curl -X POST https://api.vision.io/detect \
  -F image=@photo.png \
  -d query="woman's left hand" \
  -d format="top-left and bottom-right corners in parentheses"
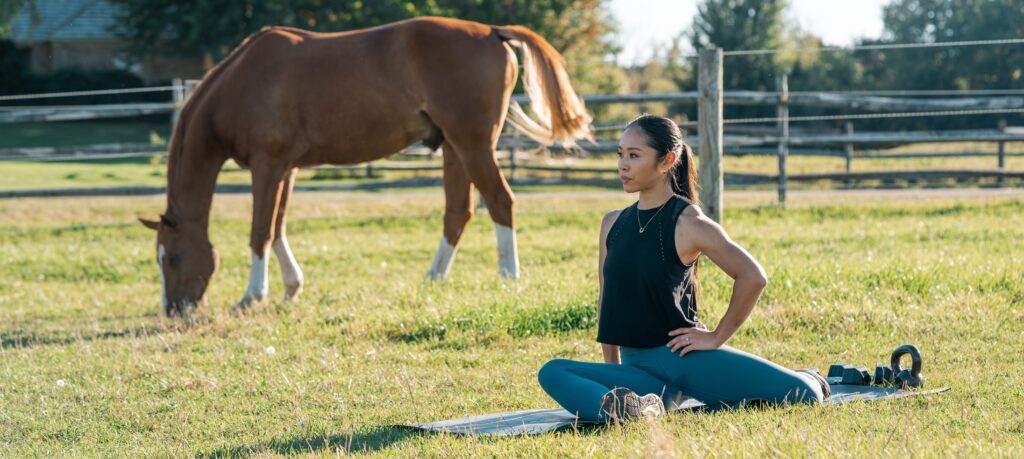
top-left (666, 327), bottom-right (723, 357)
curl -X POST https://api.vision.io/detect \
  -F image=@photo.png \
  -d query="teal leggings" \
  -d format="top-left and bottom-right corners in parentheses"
top-left (538, 344), bottom-right (823, 422)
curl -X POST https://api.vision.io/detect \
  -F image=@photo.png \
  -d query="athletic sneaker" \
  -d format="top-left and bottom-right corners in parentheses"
top-left (600, 387), bottom-right (665, 423)
top-left (795, 368), bottom-right (831, 401)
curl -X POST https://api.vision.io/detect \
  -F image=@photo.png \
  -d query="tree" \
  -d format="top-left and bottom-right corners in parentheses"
top-left (0, 0), bottom-right (35, 95)
top-left (20, 0), bottom-right (610, 93)
top-left (689, 0), bottom-right (789, 91)
top-left (434, 0), bottom-right (623, 98)
top-left (111, 0), bottom-right (428, 63)
top-left (879, 0), bottom-right (1024, 91)
top-left (856, 0), bottom-right (1024, 129)
top-left (0, 38), bottom-right (30, 94)
top-left (0, 0), bottom-right (37, 38)
top-left (787, 34), bottom-right (865, 92)
top-left (109, 0), bottom-right (620, 91)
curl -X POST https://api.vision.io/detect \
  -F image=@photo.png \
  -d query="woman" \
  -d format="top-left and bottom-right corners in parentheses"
top-left (537, 114), bottom-right (829, 423)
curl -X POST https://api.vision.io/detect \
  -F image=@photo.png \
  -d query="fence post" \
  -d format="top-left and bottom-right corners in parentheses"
top-left (698, 48), bottom-right (724, 223)
top-left (776, 74), bottom-right (789, 204)
top-left (998, 119), bottom-right (1007, 187)
top-left (171, 78), bottom-right (185, 131)
top-left (844, 121), bottom-right (854, 187)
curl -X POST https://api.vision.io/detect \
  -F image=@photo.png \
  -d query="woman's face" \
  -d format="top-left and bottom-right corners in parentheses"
top-left (617, 127), bottom-right (668, 193)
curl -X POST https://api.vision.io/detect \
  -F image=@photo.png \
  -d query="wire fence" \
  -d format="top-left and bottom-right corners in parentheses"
top-left (0, 86), bottom-right (179, 102)
top-left (722, 37), bottom-right (1024, 56)
top-left (723, 108), bottom-right (1024, 125)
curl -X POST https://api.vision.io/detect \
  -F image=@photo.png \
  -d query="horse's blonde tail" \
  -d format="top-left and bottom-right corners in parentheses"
top-left (495, 25), bottom-right (593, 146)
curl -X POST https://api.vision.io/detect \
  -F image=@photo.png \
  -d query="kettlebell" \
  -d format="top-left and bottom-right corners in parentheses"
top-left (890, 344), bottom-right (924, 389)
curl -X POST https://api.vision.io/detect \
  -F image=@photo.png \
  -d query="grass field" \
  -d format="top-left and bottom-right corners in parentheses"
top-left (0, 189), bottom-right (1022, 456)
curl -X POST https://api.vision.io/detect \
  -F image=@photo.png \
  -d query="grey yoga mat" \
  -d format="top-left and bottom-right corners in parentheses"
top-left (406, 385), bottom-right (951, 436)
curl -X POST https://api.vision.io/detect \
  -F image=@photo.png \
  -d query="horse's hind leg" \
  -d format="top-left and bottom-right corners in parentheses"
top-left (272, 167), bottom-right (304, 299)
top-left (240, 157), bottom-right (290, 308)
top-left (428, 141), bottom-right (474, 281)
top-left (423, 39), bottom-right (519, 278)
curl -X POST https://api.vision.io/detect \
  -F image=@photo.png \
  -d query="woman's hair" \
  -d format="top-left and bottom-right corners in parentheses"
top-left (624, 114), bottom-right (703, 315)
top-left (624, 114), bottom-right (699, 205)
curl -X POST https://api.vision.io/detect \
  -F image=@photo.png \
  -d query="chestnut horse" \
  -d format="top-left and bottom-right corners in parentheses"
top-left (139, 16), bottom-right (592, 315)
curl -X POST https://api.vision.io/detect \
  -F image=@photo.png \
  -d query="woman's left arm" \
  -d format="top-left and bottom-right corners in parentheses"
top-left (666, 206), bottom-right (768, 356)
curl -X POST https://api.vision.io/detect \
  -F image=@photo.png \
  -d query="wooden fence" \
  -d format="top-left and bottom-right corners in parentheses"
top-left (2, 78), bottom-right (1023, 200)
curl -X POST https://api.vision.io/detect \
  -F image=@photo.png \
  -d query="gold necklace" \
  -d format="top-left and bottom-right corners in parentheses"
top-left (636, 198), bottom-right (670, 233)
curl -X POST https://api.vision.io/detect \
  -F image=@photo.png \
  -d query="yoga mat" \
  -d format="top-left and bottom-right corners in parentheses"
top-left (406, 385), bottom-right (951, 436)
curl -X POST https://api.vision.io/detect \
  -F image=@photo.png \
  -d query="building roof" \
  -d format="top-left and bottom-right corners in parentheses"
top-left (9, 0), bottom-right (124, 42)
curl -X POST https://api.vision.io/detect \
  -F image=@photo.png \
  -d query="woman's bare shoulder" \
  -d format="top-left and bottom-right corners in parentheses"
top-left (602, 209), bottom-right (623, 227)
top-left (600, 209), bottom-right (625, 243)
top-left (675, 200), bottom-right (720, 231)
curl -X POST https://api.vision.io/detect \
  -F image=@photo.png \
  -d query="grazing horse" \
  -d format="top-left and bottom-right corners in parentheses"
top-left (139, 16), bottom-right (592, 315)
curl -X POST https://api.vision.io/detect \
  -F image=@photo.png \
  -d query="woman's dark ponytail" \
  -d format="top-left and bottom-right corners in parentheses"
top-left (671, 144), bottom-right (700, 207)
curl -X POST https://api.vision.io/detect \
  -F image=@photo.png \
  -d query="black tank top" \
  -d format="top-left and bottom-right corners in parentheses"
top-left (596, 195), bottom-right (703, 348)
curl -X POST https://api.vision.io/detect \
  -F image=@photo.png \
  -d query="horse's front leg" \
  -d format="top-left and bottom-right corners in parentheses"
top-left (239, 159), bottom-right (290, 309)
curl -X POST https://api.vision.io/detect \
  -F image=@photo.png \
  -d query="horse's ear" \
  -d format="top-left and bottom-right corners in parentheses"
top-left (159, 214), bottom-right (177, 230)
top-left (139, 217), bottom-right (160, 231)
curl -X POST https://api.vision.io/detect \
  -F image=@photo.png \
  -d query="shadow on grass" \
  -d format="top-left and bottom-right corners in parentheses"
top-left (0, 322), bottom-right (171, 350)
top-left (202, 401), bottom-right (813, 457)
top-left (204, 425), bottom-right (424, 457)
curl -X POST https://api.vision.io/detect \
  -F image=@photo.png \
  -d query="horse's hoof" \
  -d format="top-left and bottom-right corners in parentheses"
top-left (235, 293), bottom-right (265, 312)
top-left (284, 283), bottom-right (303, 301)
top-left (165, 302), bottom-right (199, 323)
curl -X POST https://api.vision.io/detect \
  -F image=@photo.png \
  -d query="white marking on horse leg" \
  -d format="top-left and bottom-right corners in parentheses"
top-left (427, 236), bottom-right (458, 281)
top-left (241, 250), bottom-right (269, 306)
top-left (495, 224), bottom-right (520, 279)
top-left (157, 244), bottom-right (168, 314)
top-left (272, 236), bottom-right (304, 300)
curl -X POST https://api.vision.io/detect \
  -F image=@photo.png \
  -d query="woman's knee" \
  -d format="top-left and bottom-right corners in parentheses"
top-left (537, 358), bottom-right (572, 389)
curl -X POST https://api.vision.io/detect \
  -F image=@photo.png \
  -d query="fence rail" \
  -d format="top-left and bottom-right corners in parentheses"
top-left (0, 103), bottom-right (178, 123)
top-left (6, 84), bottom-right (1024, 122)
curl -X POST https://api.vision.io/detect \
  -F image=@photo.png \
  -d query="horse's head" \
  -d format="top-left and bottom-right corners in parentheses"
top-left (140, 214), bottom-right (219, 316)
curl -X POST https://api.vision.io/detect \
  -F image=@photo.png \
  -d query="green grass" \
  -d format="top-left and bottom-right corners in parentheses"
top-left (0, 191), bottom-right (1022, 456)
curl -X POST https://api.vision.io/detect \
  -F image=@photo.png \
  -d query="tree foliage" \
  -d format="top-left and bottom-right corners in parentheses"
top-left (0, 0), bottom-right (37, 38)
top-left (109, 0), bottom-right (616, 66)
top-left (689, 0), bottom-right (788, 91)
top-left (108, 0), bottom-right (621, 96)
top-left (683, 0), bottom-right (1024, 129)
top-left (876, 0), bottom-right (1024, 91)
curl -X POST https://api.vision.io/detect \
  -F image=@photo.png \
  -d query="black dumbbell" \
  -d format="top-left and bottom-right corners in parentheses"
top-left (890, 344), bottom-right (925, 389)
top-left (826, 363), bottom-right (872, 385)
top-left (874, 365), bottom-right (896, 385)
top-left (826, 363), bottom-right (849, 384)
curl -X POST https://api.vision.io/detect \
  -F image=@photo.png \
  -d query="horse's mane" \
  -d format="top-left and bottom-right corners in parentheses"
top-left (165, 28), bottom-right (275, 215)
